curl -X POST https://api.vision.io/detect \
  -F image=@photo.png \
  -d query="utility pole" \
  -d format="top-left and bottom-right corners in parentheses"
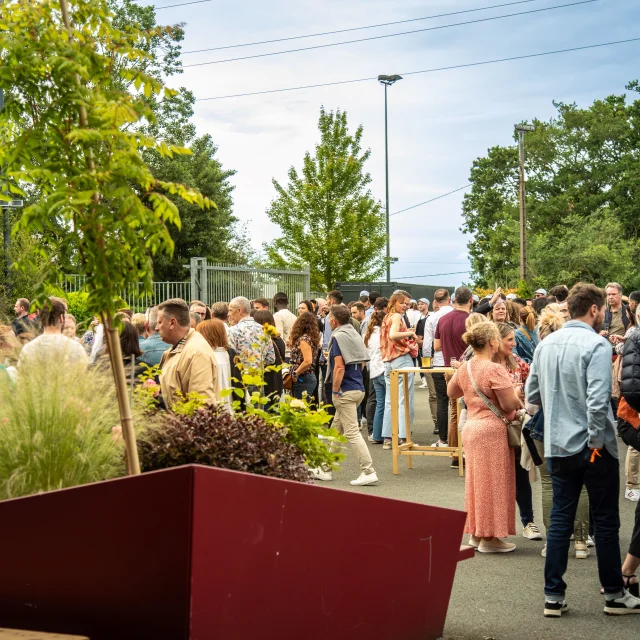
top-left (514, 123), bottom-right (535, 282)
top-left (378, 74), bottom-right (402, 282)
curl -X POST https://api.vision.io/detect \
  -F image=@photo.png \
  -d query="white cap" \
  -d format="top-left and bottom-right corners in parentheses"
top-left (484, 294), bottom-right (492, 299)
top-left (360, 290), bottom-right (369, 297)
top-left (410, 299), bottom-right (417, 304)
top-left (535, 288), bottom-right (547, 295)
top-left (506, 293), bottom-right (517, 300)
top-left (472, 294), bottom-right (479, 302)
top-left (418, 297), bottom-right (430, 305)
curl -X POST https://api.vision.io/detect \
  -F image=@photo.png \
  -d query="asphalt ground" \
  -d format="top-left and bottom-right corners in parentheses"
top-left (327, 376), bottom-right (639, 640)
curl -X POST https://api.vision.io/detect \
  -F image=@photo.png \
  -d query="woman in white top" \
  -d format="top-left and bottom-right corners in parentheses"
top-left (363, 310), bottom-right (386, 444)
top-left (196, 319), bottom-right (232, 412)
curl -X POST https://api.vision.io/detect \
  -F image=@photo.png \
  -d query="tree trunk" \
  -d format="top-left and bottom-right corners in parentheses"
top-left (58, 0), bottom-right (141, 476)
top-left (103, 314), bottom-right (141, 475)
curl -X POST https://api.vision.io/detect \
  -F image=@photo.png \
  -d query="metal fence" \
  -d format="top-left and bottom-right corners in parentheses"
top-left (190, 260), bottom-right (310, 308)
top-left (60, 259), bottom-right (311, 309)
top-left (58, 276), bottom-right (192, 311)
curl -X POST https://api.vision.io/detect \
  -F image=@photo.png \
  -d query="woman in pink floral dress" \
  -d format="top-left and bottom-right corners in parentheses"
top-left (448, 322), bottom-right (522, 553)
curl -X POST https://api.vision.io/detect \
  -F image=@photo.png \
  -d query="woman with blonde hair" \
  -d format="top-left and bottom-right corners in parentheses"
top-left (489, 299), bottom-right (508, 324)
top-left (380, 291), bottom-right (418, 449)
top-left (448, 322), bottom-right (521, 553)
top-left (196, 318), bottom-right (234, 411)
top-left (515, 306), bottom-right (538, 364)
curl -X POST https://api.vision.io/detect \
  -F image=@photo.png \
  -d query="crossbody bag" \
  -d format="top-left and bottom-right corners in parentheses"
top-left (466, 360), bottom-right (523, 448)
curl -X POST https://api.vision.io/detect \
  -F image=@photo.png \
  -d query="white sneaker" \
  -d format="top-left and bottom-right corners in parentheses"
top-left (419, 380), bottom-right (429, 388)
top-left (431, 440), bottom-right (448, 447)
top-left (523, 523), bottom-right (543, 540)
top-left (350, 471), bottom-right (379, 486)
top-left (468, 535), bottom-right (481, 549)
top-left (604, 591), bottom-right (640, 615)
top-left (626, 488), bottom-right (640, 502)
top-left (541, 544), bottom-right (547, 558)
top-left (574, 541), bottom-right (590, 559)
top-left (309, 467), bottom-right (332, 482)
top-left (587, 535), bottom-right (595, 548)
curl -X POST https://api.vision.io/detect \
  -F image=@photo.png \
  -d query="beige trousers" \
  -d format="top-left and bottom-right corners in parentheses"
top-left (425, 373), bottom-right (438, 424)
top-left (333, 390), bottom-right (374, 474)
top-left (626, 445), bottom-right (640, 489)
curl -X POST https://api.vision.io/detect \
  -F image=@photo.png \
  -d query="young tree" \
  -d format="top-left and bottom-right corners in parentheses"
top-left (0, 0), bottom-right (213, 473)
top-left (264, 107), bottom-right (386, 291)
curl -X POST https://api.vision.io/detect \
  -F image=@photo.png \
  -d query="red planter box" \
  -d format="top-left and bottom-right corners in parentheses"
top-left (0, 465), bottom-right (472, 639)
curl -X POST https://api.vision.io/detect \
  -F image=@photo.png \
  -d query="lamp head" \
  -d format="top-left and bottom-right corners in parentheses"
top-left (378, 74), bottom-right (403, 86)
top-left (514, 123), bottom-right (536, 133)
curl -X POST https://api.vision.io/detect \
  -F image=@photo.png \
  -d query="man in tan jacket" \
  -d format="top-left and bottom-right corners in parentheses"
top-left (157, 298), bottom-right (219, 410)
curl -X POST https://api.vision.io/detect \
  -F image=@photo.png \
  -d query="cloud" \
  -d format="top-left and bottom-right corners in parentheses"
top-left (158, 0), bottom-right (640, 286)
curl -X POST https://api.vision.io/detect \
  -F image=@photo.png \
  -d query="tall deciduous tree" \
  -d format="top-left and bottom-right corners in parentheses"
top-left (462, 86), bottom-right (640, 291)
top-left (0, 0), bottom-right (213, 473)
top-left (264, 107), bottom-right (386, 291)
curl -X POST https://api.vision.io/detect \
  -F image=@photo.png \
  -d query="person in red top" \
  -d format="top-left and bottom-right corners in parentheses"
top-left (432, 287), bottom-right (473, 464)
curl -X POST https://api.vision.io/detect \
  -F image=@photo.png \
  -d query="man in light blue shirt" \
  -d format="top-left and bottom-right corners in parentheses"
top-left (526, 283), bottom-right (640, 616)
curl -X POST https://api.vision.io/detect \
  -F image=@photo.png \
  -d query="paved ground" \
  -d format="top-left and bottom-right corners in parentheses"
top-left (327, 378), bottom-right (639, 640)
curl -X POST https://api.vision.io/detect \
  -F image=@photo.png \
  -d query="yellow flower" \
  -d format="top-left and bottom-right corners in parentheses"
top-left (263, 323), bottom-right (277, 337)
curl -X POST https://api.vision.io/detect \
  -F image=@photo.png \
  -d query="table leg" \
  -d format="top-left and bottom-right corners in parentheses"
top-left (391, 369), bottom-right (399, 475)
top-left (403, 373), bottom-right (412, 469)
top-left (457, 399), bottom-right (464, 478)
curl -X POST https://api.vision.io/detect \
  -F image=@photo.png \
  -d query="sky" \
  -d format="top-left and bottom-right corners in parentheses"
top-left (151, 0), bottom-right (640, 288)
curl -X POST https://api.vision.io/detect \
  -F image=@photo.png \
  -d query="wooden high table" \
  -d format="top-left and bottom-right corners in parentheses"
top-left (390, 367), bottom-right (464, 477)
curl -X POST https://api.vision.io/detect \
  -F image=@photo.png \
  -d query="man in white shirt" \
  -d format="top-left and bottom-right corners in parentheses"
top-left (273, 292), bottom-right (297, 357)
top-left (424, 289), bottom-right (453, 445)
top-left (18, 297), bottom-right (88, 367)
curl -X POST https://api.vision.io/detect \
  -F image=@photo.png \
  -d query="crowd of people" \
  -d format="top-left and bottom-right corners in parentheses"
top-left (3, 280), bottom-right (640, 616)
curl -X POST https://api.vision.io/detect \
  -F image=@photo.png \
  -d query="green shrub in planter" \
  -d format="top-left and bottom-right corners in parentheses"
top-left (138, 404), bottom-right (310, 483)
top-left (0, 361), bottom-right (125, 499)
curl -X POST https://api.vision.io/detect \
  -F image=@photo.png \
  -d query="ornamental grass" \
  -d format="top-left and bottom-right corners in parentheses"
top-left (0, 360), bottom-right (125, 500)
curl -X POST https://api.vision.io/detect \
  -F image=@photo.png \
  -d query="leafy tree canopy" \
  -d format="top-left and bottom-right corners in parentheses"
top-left (462, 84), bottom-right (640, 292)
top-left (264, 106), bottom-right (386, 291)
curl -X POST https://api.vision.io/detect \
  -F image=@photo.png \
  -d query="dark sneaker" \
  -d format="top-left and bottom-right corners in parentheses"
top-left (604, 591), bottom-right (640, 615)
top-left (544, 601), bottom-right (568, 617)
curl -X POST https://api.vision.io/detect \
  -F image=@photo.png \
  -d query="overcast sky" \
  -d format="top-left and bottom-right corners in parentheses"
top-left (153, 0), bottom-right (639, 287)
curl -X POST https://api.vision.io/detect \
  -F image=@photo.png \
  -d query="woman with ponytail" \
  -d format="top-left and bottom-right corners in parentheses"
top-left (515, 306), bottom-right (539, 364)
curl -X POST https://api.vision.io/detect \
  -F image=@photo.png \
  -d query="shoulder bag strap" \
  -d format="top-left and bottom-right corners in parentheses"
top-left (466, 361), bottom-right (510, 426)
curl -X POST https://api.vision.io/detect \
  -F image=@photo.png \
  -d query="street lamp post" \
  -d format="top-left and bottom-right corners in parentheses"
top-left (514, 123), bottom-right (535, 282)
top-left (378, 74), bottom-right (402, 283)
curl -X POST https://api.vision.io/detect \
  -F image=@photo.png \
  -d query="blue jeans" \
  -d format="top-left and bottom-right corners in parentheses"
top-left (371, 373), bottom-right (386, 441)
top-left (292, 372), bottom-right (317, 400)
top-left (382, 353), bottom-right (415, 439)
top-left (545, 446), bottom-right (623, 600)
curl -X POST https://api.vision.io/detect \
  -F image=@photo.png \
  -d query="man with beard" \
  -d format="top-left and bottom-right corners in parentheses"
top-left (526, 283), bottom-right (640, 617)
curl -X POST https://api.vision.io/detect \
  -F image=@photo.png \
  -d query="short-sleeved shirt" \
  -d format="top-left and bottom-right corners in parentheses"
top-left (434, 309), bottom-right (469, 366)
top-left (330, 339), bottom-right (364, 392)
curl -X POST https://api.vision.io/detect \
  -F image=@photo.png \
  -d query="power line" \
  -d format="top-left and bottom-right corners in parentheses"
top-left (182, 0), bottom-right (545, 54)
top-left (390, 185), bottom-right (472, 216)
top-left (394, 270), bottom-right (471, 279)
top-left (153, 0), bottom-right (214, 10)
top-left (195, 37), bottom-right (640, 102)
top-left (183, 0), bottom-right (596, 68)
